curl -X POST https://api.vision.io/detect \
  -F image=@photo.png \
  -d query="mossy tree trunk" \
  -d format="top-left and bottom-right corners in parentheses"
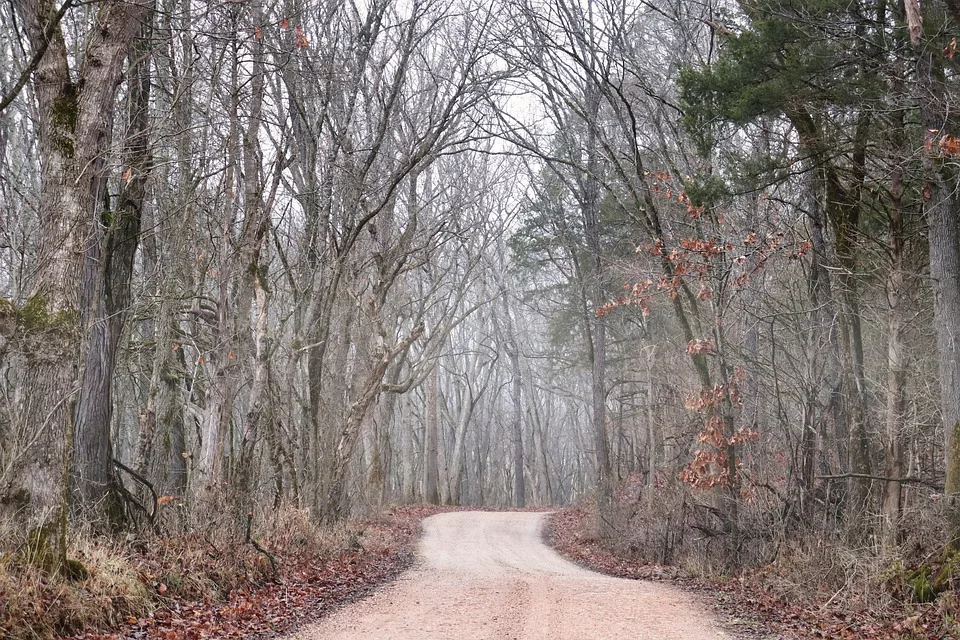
top-left (72, 10), bottom-right (154, 521)
top-left (906, 0), bottom-right (960, 546)
top-left (789, 108), bottom-right (871, 531)
top-left (8, 0), bottom-right (150, 525)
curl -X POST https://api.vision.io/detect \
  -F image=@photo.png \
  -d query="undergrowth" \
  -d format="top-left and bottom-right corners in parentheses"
top-left (0, 506), bottom-right (364, 640)
top-left (551, 479), bottom-right (960, 640)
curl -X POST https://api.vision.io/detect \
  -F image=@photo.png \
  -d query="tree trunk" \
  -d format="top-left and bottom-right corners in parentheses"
top-left (645, 350), bottom-right (659, 509)
top-left (318, 324), bottom-right (422, 522)
top-left (72, 11), bottom-right (153, 521)
top-left (907, 0), bottom-right (960, 545)
top-left (502, 292), bottom-right (525, 507)
top-left (8, 0), bottom-right (149, 525)
top-left (881, 160), bottom-right (909, 550)
top-left (581, 59), bottom-right (612, 527)
top-left (425, 366), bottom-right (441, 505)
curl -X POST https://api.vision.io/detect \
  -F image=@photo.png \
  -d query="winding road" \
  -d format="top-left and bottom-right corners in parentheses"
top-left (288, 511), bottom-right (730, 640)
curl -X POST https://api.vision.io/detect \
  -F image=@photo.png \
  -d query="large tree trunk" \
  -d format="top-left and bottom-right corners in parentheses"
top-left (527, 385), bottom-right (553, 505)
top-left (907, 0), bottom-right (960, 545)
top-left (926, 147), bottom-right (960, 546)
top-left (8, 0), bottom-right (149, 526)
top-left (72, 12), bottom-right (153, 520)
top-left (318, 325), bottom-right (422, 521)
top-left (446, 383), bottom-right (473, 506)
top-left (581, 67), bottom-right (612, 527)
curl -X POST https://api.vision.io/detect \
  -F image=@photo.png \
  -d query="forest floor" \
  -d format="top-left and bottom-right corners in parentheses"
top-left (545, 504), bottom-right (953, 640)
top-left (287, 510), bottom-right (728, 640)
top-left (52, 505), bottom-right (445, 640)
top-left (23, 504), bottom-right (947, 639)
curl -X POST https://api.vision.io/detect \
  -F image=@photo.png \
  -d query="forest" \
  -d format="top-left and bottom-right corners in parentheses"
top-left (1, 0), bottom-right (960, 637)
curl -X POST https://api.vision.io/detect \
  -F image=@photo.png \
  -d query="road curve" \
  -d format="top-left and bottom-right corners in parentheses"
top-left (287, 511), bottom-right (730, 640)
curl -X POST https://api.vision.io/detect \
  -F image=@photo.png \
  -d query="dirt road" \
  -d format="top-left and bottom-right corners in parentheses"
top-left (288, 511), bottom-right (730, 639)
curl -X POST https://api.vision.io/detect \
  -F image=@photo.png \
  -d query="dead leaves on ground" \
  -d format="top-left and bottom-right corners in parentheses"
top-left (546, 505), bottom-right (956, 640)
top-left (66, 506), bottom-right (443, 640)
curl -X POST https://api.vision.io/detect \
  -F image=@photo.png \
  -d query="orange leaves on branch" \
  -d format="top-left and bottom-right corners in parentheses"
top-left (679, 237), bottom-right (727, 259)
top-left (945, 37), bottom-right (958, 59)
top-left (615, 224), bottom-right (796, 319)
top-left (294, 25), bottom-right (309, 48)
top-left (276, 17), bottom-right (308, 48)
top-left (679, 379), bottom-right (757, 491)
top-left (658, 274), bottom-right (682, 300)
top-left (728, 427), bottom-right (761, 446)
top-left (940, 134), bottom-right (960, 156)
top-left (685, 386), bottom-right (723, 411)
top-left (597, 297), bottom-right (627, 317)
top-left (686, 338), bottom-right (715, 355)
top-left (679, 450), bottom-right (731, 489)
top-left (789, 240), bottom-right (813, 260)
top-left (677, 424), bottom-right (759, 489)
top-left (683, 383), bottom-right (744, 412)
top-left (925, 129), bottom-right (960, 156)
top-left (598, 279), bottom-right (654, 317)
top-left (644, 170), bottom-right (705, 218)
top-left (637, 238), bottom-right (664, 256)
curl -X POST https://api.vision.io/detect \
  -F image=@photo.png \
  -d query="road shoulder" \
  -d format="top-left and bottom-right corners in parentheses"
top-left (543, 505), bottom-right (785, 640)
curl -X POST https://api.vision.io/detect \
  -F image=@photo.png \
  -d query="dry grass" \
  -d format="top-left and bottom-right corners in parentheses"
top-left (0, 505), bottom-right (364, 640)
top-left (0, 532), bottom-right (152, 639)
top-left (578, 474), bottom-right (960, 639)
top-left (258, 506), bottom-right (353, 559)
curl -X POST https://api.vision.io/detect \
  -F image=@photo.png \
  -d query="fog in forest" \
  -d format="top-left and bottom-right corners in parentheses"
top-left (2, 0), bottom-right (960, 636)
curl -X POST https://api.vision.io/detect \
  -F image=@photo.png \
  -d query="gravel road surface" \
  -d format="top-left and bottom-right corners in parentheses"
top-left (287, 511), bottom-right (730, 640)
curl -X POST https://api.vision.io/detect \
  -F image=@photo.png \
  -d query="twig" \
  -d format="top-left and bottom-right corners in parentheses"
top-left (0, 1), bottom-right (77, 113)
top-left (816, 473), bottom-right (943, 491)
top-left (114, 480), bottom-right (151, 521)
top-left (690, 523), bottom-right (726, 538)
top-left (113, 458), bottom-right (159, 524)
top-left (245, 512), bottom-right (278, 578)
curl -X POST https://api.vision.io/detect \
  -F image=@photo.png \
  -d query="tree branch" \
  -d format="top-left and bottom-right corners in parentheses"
top-left (113, 458), bottom-right (159, 524)
top-left (0, 0), bottom-right (75, 113)
top-left (817, 473), bottom-right (943, 491)
top-left (245, 512), bottom-right (278, 578)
